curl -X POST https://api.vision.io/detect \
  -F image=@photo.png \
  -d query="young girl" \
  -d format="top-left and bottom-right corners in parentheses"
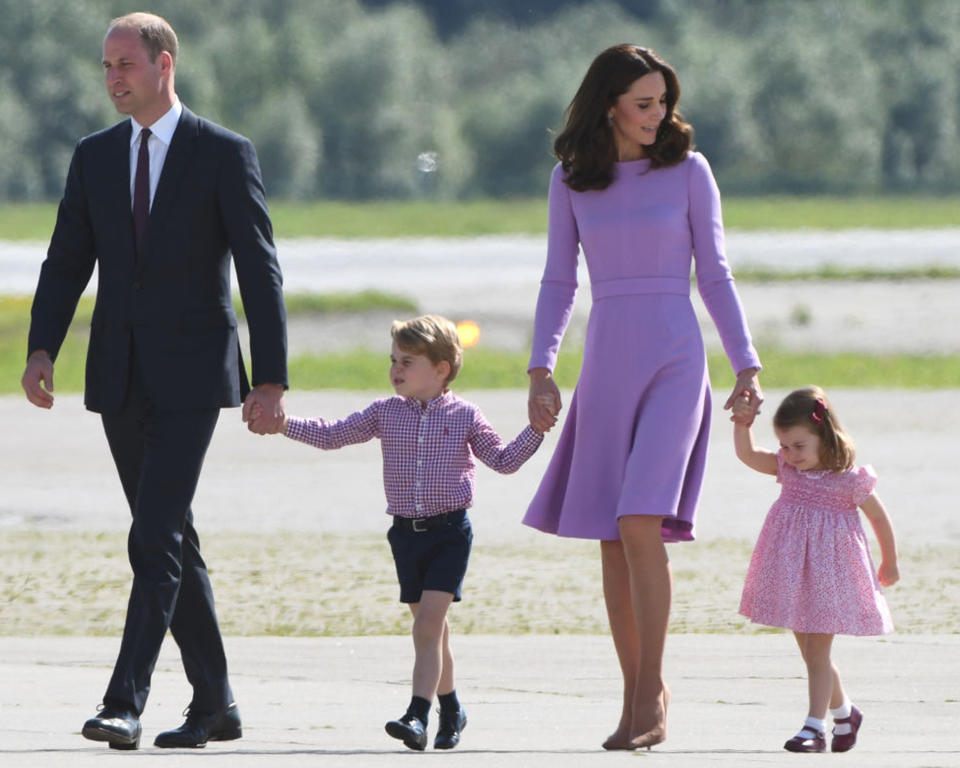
top-left (732, 386), bottom-right (899, 754)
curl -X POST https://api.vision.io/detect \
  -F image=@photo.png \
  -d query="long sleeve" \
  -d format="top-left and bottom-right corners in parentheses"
top-left (528, 163), bottom-right (580, 372)
top-left (221, 135), bottom-right (288, 388)
top-left (687, 153), bottom-right (761, 374)
top-left (28, 144), bottom-right (97, 361)
top-left (468, 411), bottom-right (543, 474)
top-left (284, 401), bottom-right (381, 449)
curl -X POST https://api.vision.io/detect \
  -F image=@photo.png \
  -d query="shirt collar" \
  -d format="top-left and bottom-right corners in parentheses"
top-left (130, 98), bottom-right (183, 148)
top-left (404, 390), bottom-right (453, 412)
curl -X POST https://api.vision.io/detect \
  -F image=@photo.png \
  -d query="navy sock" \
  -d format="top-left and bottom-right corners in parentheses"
top-left (438, 690), bottom-right (461, 713)
top-left (406, 695), bottom-right (431, 725)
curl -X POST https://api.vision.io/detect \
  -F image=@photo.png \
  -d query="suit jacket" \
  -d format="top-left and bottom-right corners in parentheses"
top-left (29, 107), bottom-right (287, 413)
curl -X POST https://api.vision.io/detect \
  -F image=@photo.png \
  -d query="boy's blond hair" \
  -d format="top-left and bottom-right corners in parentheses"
top-left (391, 315), bottom-right (463, 385)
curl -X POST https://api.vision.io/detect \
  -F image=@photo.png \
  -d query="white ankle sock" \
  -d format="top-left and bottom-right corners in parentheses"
top-left (831, 699), bottom-right (854, 735)
top-left (796, 716), bottom-right (826, 738)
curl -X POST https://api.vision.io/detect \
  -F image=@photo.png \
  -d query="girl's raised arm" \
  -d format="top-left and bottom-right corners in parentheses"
top-left (859, 492), bottom-right (900, 587)
top-left (732, 409), bottom-right (778, 475)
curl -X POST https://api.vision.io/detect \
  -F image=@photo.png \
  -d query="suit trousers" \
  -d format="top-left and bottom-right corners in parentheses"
top-left (100, 357), bottom-right (232, 715)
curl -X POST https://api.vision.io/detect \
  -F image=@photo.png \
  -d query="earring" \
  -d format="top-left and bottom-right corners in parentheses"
top-left (606, 112), bottom-right (613, 126)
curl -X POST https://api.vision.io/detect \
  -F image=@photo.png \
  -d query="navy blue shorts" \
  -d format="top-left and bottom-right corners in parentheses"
top-left (387, 509), bottom-right (473, 603)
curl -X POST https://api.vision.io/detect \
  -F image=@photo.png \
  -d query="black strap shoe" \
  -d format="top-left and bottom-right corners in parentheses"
top-left (82, 705), bottom-right (141, 750)
top-left (154, 702), bottom-right (242, 748)
top-left (385, 713), bottom-right (427, 751)
top-left (434, 707), bottom-right (467, 750)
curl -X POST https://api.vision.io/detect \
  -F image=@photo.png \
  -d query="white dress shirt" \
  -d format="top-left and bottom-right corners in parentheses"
top-left (129, 98), bottom-right (183, 211)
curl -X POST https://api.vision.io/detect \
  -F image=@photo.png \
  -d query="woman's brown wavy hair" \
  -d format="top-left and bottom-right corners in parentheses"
top-left (554, 44), bottom-right (692, 191)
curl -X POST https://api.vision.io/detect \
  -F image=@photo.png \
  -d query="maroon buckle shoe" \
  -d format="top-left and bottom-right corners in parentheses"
top-left (831, 706), bottom-right (863, 752)
top-left (784, 728), bottom-right (826, 753)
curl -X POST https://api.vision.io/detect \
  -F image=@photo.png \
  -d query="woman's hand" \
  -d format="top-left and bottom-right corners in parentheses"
top-left (724, 367), bottom-right (763, 424)
top-left (528, 367), bottom-right (561, 434)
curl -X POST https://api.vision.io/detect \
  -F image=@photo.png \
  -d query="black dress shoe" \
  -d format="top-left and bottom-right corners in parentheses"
top-left (434, 707), bottom-right (467, 750)
top-left (154, 702), bottom-right (242, 748)
top-left (385, 714), bottom-right (427, 751)
top-left (82, 706), bottom-right (141, 750)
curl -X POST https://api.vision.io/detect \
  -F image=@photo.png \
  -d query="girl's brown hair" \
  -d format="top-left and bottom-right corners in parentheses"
top-left (553, 44), bottom-right (693, 192)
top-left (773, 386), bottom-right (856, 472)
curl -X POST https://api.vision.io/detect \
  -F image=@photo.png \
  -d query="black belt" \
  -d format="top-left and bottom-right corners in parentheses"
top-left (392, 509), bottom-right (465, 533)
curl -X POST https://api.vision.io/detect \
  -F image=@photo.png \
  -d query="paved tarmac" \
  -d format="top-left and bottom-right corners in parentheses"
top-left (1, 634), bottom-right (957, 767)
top-left (2, 390), bottom-right (959, 766)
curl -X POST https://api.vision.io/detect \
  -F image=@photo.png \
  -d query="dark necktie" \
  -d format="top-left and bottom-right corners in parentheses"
top-left (133, 128), bottom-right (151, 253)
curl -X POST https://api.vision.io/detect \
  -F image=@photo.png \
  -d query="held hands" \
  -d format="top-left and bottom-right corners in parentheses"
top-left (528, 368), bottom-right (561, 434)
top-left (22, 350), bottom-right (55, 409)
top-left (731, 392), bottom-right (754, 426)
top-left (724, 367), bottom-right (763, 426)
top-left (242, 383), bottom-right (287, 434)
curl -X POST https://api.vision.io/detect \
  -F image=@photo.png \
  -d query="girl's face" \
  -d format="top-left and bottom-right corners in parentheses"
top-left (389, 341), bottom-right (448, 404)
top-left (775, 424), bottom-right (823, 471)
top-left (609, 71), bottom-right (667, 161)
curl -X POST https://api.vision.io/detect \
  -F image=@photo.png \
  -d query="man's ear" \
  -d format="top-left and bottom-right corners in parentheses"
top-left (159, 50), bottom-right (174, 75)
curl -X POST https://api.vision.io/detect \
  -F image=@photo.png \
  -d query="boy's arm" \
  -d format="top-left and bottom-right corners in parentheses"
top-left (733, 421), bottom-right (778, 475)
top-left (859, 491), bottom-right (900, 587)
top-left (469, 411), bottom-right (543, 474)
top-left (284, 401), bottom-right (381, 450)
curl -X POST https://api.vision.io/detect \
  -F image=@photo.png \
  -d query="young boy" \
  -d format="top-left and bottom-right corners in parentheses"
top-left (258, 314), bottom-right (545, 750)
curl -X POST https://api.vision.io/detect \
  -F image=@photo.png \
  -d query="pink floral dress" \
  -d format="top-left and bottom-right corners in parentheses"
top-left (739, 453), bottom-right (893, 635)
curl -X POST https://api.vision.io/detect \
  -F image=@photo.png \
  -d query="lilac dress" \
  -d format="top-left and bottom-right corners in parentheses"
top-left (524, 153), bottom-right (760, 542)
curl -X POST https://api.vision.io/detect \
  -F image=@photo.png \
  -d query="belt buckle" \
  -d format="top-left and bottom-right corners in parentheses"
top-left (411, 518), bottom-right (428, 533)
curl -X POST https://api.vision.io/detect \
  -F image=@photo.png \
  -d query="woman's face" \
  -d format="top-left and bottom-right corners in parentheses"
top-left (608, 71), bottom-right (667, 161)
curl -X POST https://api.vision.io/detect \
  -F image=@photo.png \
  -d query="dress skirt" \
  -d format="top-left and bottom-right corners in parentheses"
top-left (523, 288), bottom-right (710, 542)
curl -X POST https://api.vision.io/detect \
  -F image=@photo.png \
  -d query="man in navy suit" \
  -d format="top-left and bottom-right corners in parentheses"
top-left (22, 12), bottom-right (287, 750)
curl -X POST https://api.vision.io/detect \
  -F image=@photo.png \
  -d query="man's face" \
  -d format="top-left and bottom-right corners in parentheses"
top-left (102, 26), bottom-right (168, 124)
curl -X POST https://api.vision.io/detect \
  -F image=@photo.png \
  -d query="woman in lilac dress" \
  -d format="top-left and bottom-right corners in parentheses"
top-left (526, 45), bottom-right (763, 750)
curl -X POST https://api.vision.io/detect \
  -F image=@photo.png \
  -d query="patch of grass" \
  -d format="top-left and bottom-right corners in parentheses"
top-left (238, 290), bottom-right (417, 322)
top-left (716, 349), bottom-right (960, 390)
top-left (5, 316), bottom-right (960, 395)
top-left (722, 195), bottom-right (960, 230)
top-left (290, 348), bottom-right (960, 391)
top-left (4, 196), bottom-right (960, 240)
top-left (0, 531), bottom-right (953, 635)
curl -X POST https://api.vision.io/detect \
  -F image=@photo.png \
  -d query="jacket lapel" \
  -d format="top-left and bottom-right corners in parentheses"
top-left (147, 107), bottom-right (199, 235)
top-left (108, 121), bottom-right (137, 259)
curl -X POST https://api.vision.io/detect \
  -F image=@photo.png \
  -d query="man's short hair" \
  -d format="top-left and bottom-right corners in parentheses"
top-left (107, 12), bottom-right (178, 65)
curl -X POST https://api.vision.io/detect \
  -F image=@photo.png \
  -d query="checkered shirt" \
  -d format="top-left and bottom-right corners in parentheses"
top-left (284, 391), bottom-right (543, 518)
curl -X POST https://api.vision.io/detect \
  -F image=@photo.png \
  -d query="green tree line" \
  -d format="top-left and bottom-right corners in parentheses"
top-left (2, 0), bottom-right (958, 201)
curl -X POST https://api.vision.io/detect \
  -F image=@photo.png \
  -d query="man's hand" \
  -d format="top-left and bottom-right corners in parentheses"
top-left (242, 383), bottom-right (286, 434)
top-left (22, 350), bottom-right (55, 409)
